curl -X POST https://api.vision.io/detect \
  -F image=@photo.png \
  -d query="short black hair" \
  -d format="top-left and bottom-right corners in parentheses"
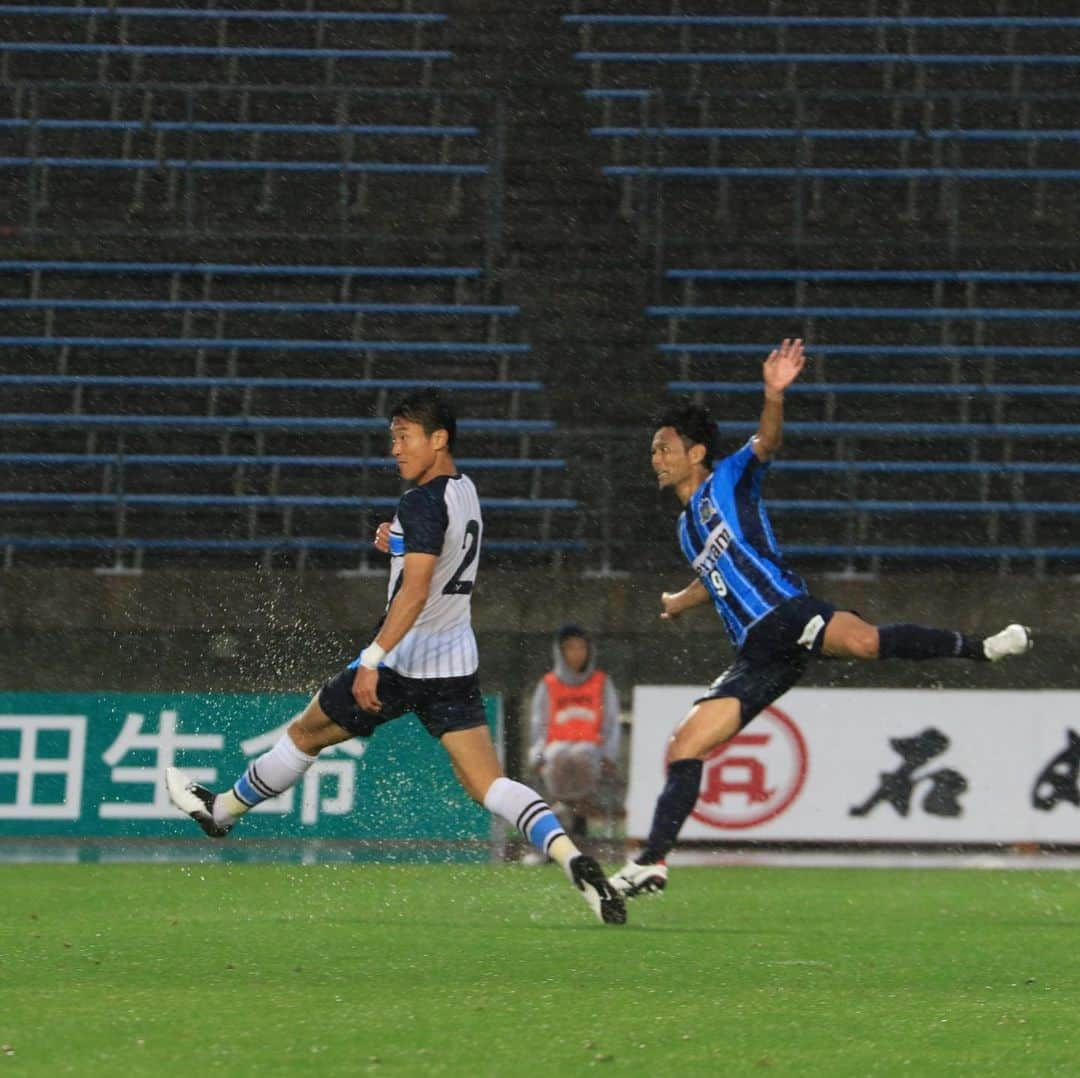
top-left (390, 386), bottom-right (457, 451)
top-left (654, 399), bottom-right (716, 470)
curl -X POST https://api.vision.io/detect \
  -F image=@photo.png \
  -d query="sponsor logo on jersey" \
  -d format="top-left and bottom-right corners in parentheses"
top-left (691, 519), bottom-right (734, 574)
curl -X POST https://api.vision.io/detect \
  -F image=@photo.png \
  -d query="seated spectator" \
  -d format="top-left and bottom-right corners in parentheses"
top-left (527, 624), bottom-right (620, 848)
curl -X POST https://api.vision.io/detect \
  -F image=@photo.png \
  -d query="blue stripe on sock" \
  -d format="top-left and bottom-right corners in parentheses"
top-left (246, 762), bottom-right (276, 799)
top-left (233, 773), bottom-right (263, 807)
top-left (526, 811), bottom-right (565, 855)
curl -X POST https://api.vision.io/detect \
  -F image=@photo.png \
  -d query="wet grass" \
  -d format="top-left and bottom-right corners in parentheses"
top-left (2, 863), bottom-right (1079, 1075)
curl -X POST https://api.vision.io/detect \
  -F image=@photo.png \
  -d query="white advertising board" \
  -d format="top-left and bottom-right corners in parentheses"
top-left (628, 688), bottom-right (1080, 843)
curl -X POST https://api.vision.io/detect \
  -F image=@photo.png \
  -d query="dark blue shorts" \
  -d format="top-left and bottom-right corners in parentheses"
top-left (696, 594), bottom-right (840, 728)
top-left (318, 664), bottom-right (487, 740)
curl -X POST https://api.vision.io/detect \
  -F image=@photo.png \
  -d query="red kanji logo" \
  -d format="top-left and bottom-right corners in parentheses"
top-left (699, 734), bottom-right (775, 806)
top-left (690, 706), bottom-right (809, 830)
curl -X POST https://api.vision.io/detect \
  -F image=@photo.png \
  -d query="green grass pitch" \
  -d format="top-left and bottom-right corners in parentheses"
top-left (3, 862), bottom-right (1080, 1075)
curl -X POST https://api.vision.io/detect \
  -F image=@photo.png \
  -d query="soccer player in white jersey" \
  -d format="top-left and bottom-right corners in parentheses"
top-left (610, 339), bottom-right (1033, 900)
top-left (166, 388), bottom-right (625, 925)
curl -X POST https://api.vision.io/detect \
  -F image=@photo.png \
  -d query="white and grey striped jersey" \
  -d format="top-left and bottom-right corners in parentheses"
top-left (383, 473), bottom-right (482, 678)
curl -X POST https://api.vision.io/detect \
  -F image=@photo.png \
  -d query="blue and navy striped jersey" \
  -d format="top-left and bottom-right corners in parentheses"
top-left (677, 438), bottom-right (807, 650)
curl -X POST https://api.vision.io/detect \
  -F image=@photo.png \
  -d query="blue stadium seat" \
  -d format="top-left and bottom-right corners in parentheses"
top-left (780, 544), bottom-right (1080, 568)
top-left (6, 6), bottom-right (446, 24)
top-left (0, 408), bottom-right (581, 571)
top-left (0, 375), bottom-right (533, 388)
top-left (0, 155), bottom-right (488, 233)
top-left (0, 536), bottom-right (586, 574)
top-left (0, 259), bottom-right (528, 377)
top-left (654, 269), bottom-right (1080, 386)
top-left (0, 117), bottom-right (481, 139)
top-left (0, 8), bottom-right (586, 570)
top-left (668, 382), bottom-right (1080, 429)
top-left (0, 261), bottom-right (483, 292)
top-left (665, 268), bottom-right (1080, 284)
top-left (1, 73), bottom-right (494, 236)
top-left (649, 261), bottom-right (1080, 567)
top-left (0, 248), bottom-right (580, 568)
top-left (568, 15), bottom-right (1080, 241)
top-left (0, 261), bottom-right (481, 278)
top-left (0, 452), bottom-right (565, 468)
top-left (0, 4), bottom-right (452, 86)
top-left (588, 125), bottom-right (1080, 181)
top-left (604, 165), bottom-right (1080, 181)
top-left (651, 304), bottom-right (1080, 322)
top-left (0, 44), bottom-right (452, 90)
top-left (0, 300), bottom-right (515, 316)
top-left (709, 420), bottom-right (1080, 438)
top-left (0, 452), bottom-right (570, 515)
top-left (768, 499), bottom-right (1080, 514)
top-left (0, 158), bottom-right (486, 175)
top-left (0, 415), bottom-right (554, 433)
top-left (565, 15), bottom-right (1080, 29)
top-left (658, 341), bottom-right (1080, 365)
top-left (2, 44), bottom-right (449, 60)
top-left (565, 13), bottom-right (1080, 94)
top-left (0, 336), bottom-right (524, 350)
top-left (591, 125), bottom-right (1080, 144)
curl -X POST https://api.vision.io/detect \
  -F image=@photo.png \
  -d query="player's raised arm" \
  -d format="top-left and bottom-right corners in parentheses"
top-left (753, 337), bottom-right (806, 462)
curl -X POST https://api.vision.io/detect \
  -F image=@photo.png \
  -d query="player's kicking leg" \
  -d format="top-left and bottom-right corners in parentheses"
top-left (610, 695), bottom-right (744, 902)
top-left (442, 726), bottom-right (626, 925)
top-left (165, 694), bottom-right (352, 837)
top-left (822, 612), bottom-right (1034, 663)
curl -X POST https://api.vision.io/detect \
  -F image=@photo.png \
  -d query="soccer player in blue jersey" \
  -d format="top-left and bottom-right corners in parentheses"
top-left (610, 338), bottom-right (1032, 898)
top-left (165, 387), bottom-right (625, 925)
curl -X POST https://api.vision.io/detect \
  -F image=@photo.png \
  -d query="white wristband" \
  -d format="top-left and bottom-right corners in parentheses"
top-left (358, 642), bottom-right (386, 670)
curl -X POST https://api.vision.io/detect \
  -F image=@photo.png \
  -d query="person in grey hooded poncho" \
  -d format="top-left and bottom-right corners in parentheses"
top-left (527, 624), bottom-right (621, 838)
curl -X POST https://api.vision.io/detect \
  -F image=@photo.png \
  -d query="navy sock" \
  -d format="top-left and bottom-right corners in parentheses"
top-left (638, 758), bottom-right (704, 864)
top-left (878, 624), bottom-right (986, 661)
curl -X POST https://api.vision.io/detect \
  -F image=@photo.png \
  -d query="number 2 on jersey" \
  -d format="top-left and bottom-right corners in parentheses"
top-left (443, 519), bottom-right (480, 595)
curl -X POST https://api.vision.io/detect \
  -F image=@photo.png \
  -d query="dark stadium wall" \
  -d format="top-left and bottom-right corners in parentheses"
top-left (0, 569), bottom-right (1073, 699)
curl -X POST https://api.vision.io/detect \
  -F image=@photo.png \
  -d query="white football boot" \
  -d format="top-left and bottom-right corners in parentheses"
top-left (609, 860), bottom-right (668, 899)
top-left (165, 767), bottom-right (232, 838)
top-left (982, 624), bottom-right (1033, 662)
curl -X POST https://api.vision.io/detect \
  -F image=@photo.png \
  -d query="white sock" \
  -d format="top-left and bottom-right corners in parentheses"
top-left (214, 733), bottom-right (317, 826)
top-left (483, 777), bottom-right (580, 875)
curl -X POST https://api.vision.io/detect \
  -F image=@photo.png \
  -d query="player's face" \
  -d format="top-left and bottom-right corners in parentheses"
top-left (390, 416), bottom-right (442, 483)
top-left (651, 426), bottom-right (693, 490)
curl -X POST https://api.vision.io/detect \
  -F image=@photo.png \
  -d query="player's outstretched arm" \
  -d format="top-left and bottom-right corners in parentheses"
top-left (754, 337), bottom-right (806, 462)
top-left (660, 578), bottom-right (712, 620)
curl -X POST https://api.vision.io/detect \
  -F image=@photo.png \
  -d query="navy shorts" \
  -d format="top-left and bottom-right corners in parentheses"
top-left (318, 664), bottom-right (487, 740)
top-left (696, 594), bottom-right (840, 728)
